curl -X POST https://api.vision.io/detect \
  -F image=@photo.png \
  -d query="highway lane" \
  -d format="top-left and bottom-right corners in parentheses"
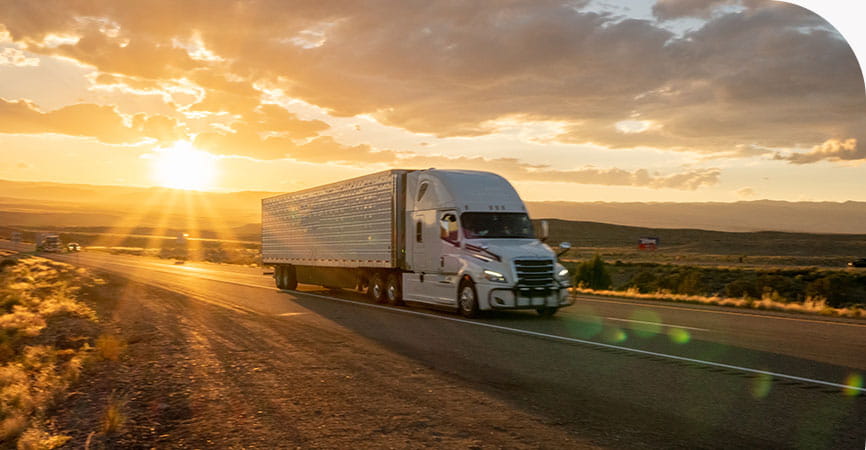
top-left (45, 248), bottom-right (866, 373)
top-left (4, 245), bottom-right (866, 447)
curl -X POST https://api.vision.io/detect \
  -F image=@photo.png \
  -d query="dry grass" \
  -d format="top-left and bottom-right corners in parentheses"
top-left (16, 427), bottom-right (71, 450)
top-left (94, 334), bottom-right (126, 361)
top-left (0, 255), bottom-right (101, 446)
top-left (573, 287), bottom-right (866, 318)
top-left (101, 393), bottom-right (127, 434)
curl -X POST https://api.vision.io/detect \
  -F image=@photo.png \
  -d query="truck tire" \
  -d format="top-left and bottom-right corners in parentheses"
top-left (369, 272), bottom-right (387, 304)
top-left (277, 265), bottom-right (298, 291)
top-left (386, 273), bottom-right (403, 306)
top-left (275, 266), bottom-right (286, 289)
top-left (536, 307), bottom-right (558, 317)
top-left (457, 279), bottom-right (479, 318)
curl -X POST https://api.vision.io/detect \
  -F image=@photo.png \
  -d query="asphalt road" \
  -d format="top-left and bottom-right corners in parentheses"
top-left (5, 244), bottom-right (866, 448)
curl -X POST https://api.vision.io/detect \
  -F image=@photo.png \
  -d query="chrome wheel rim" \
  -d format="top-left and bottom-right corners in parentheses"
top-left (460, 286), bottom-right (474, 312)
top-left (373, 282), bottom-right (382, 299)
top-left (387, 283), bottom-right (396, 301)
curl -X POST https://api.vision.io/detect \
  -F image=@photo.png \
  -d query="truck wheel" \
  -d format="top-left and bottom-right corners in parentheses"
top-left (386, 273), bottom-right (403, 306)
top-left (369, 273), bottom-right (387, 303)
top-left (275, 266), bottom-right (286, 289)
top-left (457, 279), bottom-right (479, 318)
top-left (279, 265), bottom-right (298, 291)
top-left (536, 307), bottom-right (558, 317)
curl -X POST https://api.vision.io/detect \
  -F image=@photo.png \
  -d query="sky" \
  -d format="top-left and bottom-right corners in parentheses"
top-left (0, 0), bottom-right (864, 203)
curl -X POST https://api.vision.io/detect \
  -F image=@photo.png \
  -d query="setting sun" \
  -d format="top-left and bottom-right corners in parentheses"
top-left (151, 141), bottom-right (218, 190)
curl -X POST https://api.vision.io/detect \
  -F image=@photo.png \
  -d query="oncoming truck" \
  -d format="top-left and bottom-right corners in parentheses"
top-left (261, 169), bottom-right (572, 317)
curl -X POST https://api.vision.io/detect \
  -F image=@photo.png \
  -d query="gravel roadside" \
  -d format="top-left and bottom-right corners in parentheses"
top-left (47, 272), bottom-right (596, 449)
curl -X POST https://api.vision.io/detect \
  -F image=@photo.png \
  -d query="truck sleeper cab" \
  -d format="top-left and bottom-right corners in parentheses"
top-left (262, 169), bottom-right (572, 317)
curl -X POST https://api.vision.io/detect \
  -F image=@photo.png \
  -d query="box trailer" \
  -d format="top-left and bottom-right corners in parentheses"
top-left (262, 169), bottom-right (572, 317)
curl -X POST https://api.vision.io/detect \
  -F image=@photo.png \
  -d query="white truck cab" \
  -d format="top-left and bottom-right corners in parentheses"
top-left (402, 170), bottom-right (571, 316)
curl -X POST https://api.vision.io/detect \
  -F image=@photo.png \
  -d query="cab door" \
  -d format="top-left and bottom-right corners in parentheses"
top-left (426, 210), bottom-right (462, 302)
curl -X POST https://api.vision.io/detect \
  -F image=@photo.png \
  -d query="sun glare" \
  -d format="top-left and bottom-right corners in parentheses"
top-left (152, 141), bottom-right (218, 190)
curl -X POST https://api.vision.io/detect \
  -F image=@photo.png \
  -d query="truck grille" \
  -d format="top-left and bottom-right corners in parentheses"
top-left (513, 259), bottom-right (555, 288)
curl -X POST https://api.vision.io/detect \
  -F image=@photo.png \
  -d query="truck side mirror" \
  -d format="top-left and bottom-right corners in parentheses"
top-left (557, 241), bottom-right (571, 257)
top-left (540, 220), bottom-right (549, 242)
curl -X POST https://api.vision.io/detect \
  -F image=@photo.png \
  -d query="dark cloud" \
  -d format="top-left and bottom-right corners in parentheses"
top-left (0, 0), bottom-right (862, 165)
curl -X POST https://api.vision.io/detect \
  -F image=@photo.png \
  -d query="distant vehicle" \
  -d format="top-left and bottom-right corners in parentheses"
top-left (262, 169), bottom-right (573, 317)
top-left (848, 258), bottom-right (866, 268)
top-left (37, 234), bottom-right (62, 253)
top-left (67, 242), bottom-right (81, 252)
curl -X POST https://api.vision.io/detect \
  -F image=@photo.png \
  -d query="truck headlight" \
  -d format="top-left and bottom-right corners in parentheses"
top-left (483, 270), bottom-right (507, 283)
top-left (557, 268), bottom-right (569, 279)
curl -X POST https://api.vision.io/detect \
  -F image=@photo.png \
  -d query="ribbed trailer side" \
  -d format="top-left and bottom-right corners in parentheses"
top-left (261, 171), bottom-right (401, 268)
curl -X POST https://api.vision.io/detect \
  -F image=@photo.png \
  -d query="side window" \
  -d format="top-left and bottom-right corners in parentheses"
top-left (439, 213), bottom-right (459, 244)
top-left (416, 221), bottom-right (423, 243)
top-left (417, 182), bottom-right (429, 202)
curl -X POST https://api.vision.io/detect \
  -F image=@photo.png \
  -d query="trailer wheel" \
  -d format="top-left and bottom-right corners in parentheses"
top-left (279, 265), bottom-right (297, 291)
top-left (385, 273), bottom-right (403, 306)
top-left (369, 273), bottom-right (387, 303)
top-left (457, 278), bottom-right (479, 318)
top-left (274, 266), bottom-right (286, 289)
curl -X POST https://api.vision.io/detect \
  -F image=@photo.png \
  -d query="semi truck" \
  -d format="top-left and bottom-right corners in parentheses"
top-left (262, 169), bottom-right (572, 317)
top-left (36, 233), bottom-right (62, 253)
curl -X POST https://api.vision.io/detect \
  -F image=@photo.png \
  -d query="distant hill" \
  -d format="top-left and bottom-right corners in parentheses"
top-left (527, 200), bottom-right (866, 234)
top-left (539, 219), bottom-right (866, 258)
top-left (1, 178), bottom-right (865, 234)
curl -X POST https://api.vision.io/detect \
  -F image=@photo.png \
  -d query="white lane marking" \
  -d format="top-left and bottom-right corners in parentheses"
top-left (294, 291), bottom-right (866, 394)
top-left (58, 255), bottom-right (866, 394)
top-left (577, 295), bottom-right (866, 329)
top-left (604, 317), bottom-right (711, 332)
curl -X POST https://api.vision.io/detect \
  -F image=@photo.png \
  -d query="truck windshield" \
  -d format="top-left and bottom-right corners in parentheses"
top-left (460, 212), bottom-right (535, 239)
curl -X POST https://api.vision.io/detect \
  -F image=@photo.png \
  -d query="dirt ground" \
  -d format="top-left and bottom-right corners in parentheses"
top-left (46, 273), bottom-right (595, 449)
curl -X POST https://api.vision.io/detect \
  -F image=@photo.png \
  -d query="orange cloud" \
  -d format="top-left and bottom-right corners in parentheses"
top-left (0, 0), bottom-right (863, 165)
top-left (0, 98), bottom-right (182, 144)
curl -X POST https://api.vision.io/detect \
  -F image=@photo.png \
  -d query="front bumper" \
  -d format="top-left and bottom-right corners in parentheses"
top-left (486, 285), bottom-right (572, 310)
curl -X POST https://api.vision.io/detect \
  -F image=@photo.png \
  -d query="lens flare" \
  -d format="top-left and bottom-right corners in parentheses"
top-left (667, 327), bottom-right (691, 344)
top-left (751, 372), bottom-right (773, 398)
top-left (843, 373), bottom-right (863, 397)
top-left (566, 305), bottom-right (603, 339)
top-left (602, 326), bottom-right (628, 343)
top-left (629, 310), bottom-right (662, 338)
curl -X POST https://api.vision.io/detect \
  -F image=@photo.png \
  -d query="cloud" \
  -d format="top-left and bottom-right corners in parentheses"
top-left (0, 46), bottom-right (38, 66)
top-left (0, 98), bottom-right (182, 144)
top-left (774, 138), bottom-right (864, 164)
top-left (736, 186), bottom-right (757, 198)
top-left (192, 104), bottom-right (333, 159)
top-left (396, 154), bottom-right (720, 190)
top-left (0, 0), bottom-right (862, 164)
top-left (652, 0), bottom-right (734, 20)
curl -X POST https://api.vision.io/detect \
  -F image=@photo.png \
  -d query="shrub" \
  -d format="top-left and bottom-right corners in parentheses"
top-left (724, 279), bottom-right (761, 299)
top-left (0, 259), bottom-right (17, 272)
top-left (102, 393), bottom-right (127, 433)
top-left (575, 255), bottom-right (612, 290)
top-left (94, 335), bottom-right (126, 361)
top-left (805, 274), bottom-right (861, 308)
top-left (676, 270), bottom-right (703, 295)
top-left (626, 271), bottom-right (657, 293)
